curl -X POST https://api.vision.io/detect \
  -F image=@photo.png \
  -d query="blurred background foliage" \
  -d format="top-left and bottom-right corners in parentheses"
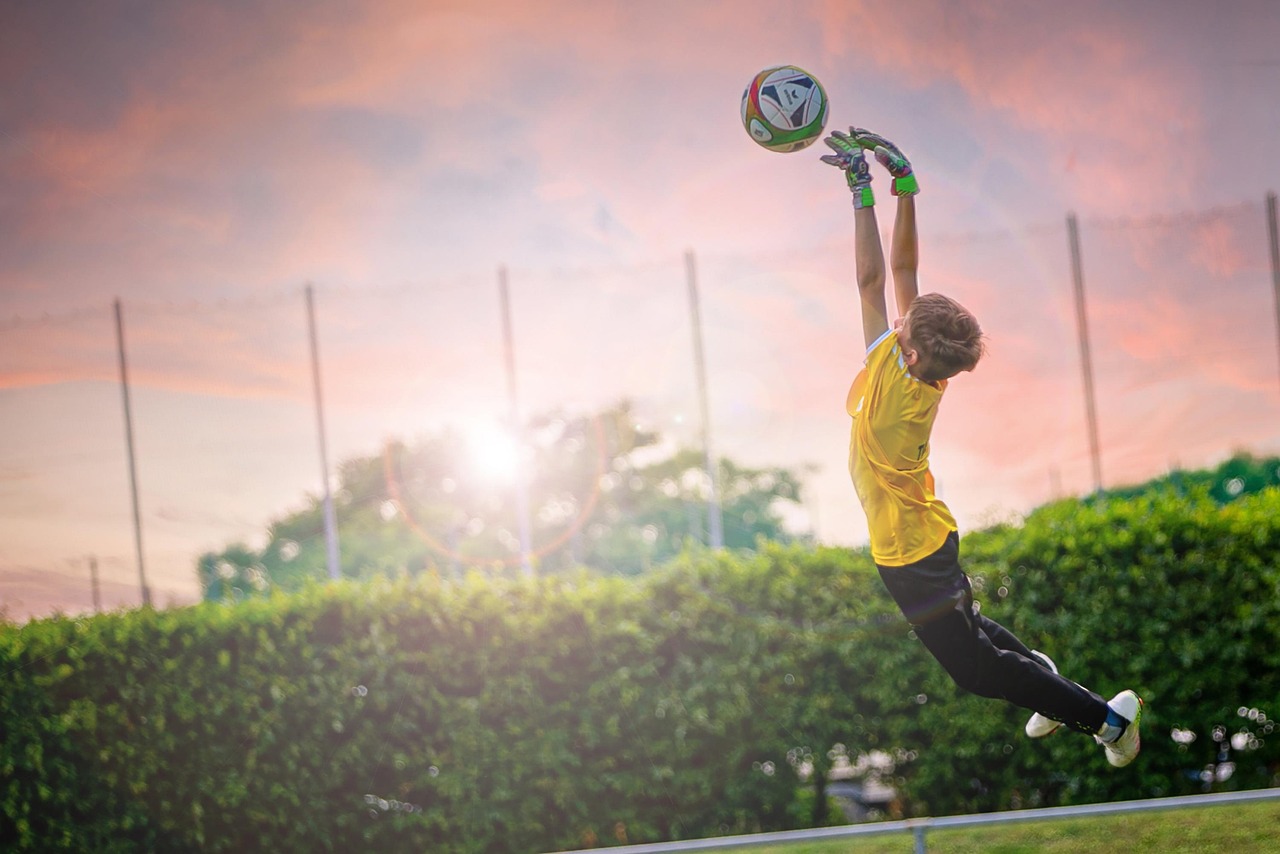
top-left (3, 456), bottom-right (1279, 851)
top-left (198, 400), bottom-right (811, 599)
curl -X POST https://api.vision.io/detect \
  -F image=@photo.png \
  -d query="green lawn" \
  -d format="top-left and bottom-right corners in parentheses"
top-left (721, 799), bottom-right (1280, 854)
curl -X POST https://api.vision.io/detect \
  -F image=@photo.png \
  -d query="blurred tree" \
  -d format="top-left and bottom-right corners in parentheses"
top-left (195, 543), bottom-right (265, 602)
top-left (198, 401), bottom-right (812, 599)
top-left (1093, 451), bottom-right (1280, 505)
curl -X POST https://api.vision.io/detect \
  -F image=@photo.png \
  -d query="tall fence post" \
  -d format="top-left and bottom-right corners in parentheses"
top-left (1266, 192), bottom-right (1280, 394)
top-left (89, 555), bottom-right (102, 613)
top-left (113, 299), bottom-right (152, 607)
top-left (685, 250), bottom-right (724, 549)
top-left (305, 284), bottom-right (342, 580)
top-left (498, 266), bottom-right (534, 576)
top-left (1067, 214), bottom-right (1103, 493)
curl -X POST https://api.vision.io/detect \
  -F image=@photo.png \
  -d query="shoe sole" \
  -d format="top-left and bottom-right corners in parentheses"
top-left (1025, 715), bottom-right (1063, 738)
top-left (1025, 652), bottom-right (1063, 737)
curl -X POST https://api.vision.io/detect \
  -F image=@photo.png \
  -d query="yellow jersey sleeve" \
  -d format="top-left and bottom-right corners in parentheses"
top-left (847, 331), bottom-right (957, 566)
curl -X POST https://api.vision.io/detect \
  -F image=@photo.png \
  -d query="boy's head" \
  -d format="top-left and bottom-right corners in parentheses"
top-left (897, 293), bottom-right (985, 383)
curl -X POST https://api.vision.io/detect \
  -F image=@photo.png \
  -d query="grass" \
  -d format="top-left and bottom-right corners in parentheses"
top-left (719, 798), bottom-right (1280, 853)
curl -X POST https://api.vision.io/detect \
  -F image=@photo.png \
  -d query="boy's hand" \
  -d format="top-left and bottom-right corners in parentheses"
top-left (820, 130), bottom-right (875, 209)
top-left (850, 128), bottom-right (920, 197)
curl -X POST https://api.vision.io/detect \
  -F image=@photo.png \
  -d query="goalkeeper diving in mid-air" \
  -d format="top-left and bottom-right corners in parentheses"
top-left (822, 126), bottom-right (1142, 766)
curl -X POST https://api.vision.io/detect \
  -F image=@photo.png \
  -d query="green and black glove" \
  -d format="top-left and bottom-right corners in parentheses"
top-left (820, 129), bottom-right (874, 209)
top-left (850, 127), bottom-right (919, 197)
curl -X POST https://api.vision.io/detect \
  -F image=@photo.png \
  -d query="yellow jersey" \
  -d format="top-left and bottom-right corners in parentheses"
top-left (847, 329), bottom-right (957, 566)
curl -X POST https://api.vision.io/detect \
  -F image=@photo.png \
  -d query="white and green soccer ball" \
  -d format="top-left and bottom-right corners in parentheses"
top-left (740, 65), bottom-right (829, 153)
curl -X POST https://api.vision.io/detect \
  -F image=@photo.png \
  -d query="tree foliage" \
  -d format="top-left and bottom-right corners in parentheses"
top-left (198, 402), bottom-right (810, 600)
top-left (1094, 451), bottom-right (1280, 505)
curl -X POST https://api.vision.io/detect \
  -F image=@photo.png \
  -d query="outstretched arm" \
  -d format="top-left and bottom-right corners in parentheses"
top-left (821, 130), bottom-right (888, 349)
top-left (856, 205), bottom-right (890, 348)
top-left (891, 195), bottom-right (918, 318)
top-left (849, 129), bottom-right (921, 317)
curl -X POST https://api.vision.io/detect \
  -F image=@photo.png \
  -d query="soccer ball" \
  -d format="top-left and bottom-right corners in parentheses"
top-left (740, 65), bottom-right (829, 153)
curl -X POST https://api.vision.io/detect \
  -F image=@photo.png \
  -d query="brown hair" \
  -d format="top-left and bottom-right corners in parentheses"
top-left (904, 293), bottom-right (985, 381)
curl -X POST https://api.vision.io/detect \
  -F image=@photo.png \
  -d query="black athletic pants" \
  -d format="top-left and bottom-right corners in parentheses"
top-left (877, 531), bottom-right (1109, 734)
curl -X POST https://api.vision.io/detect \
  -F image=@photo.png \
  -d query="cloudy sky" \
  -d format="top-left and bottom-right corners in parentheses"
top-left (3, 0), bottom-right (1279, 619)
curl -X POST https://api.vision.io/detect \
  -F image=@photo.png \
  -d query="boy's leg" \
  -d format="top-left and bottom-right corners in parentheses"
top-left (877, 534), bottom-right (1110, 735)
top-left (914, 607), bottom-right (1110, 734)
top-left (971, 611), bottom-right (1036, 659)
top-left (974, 614), bottom-right (1073, 736)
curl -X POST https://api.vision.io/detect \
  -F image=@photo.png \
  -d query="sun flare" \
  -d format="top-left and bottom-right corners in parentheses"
top-left (466, 422), bottom-right (522, 483)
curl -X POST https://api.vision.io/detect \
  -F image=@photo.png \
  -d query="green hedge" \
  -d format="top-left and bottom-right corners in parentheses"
top-left (1, 546), bottom-right (896, 852)
top-left (2, 489), bottom-right (1279, 851)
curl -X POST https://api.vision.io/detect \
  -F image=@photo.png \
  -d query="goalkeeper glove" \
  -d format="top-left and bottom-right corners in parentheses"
top-left (819, 130), bottom-right (874, 209)
top-left (850, 127), bottom-right (919, 197)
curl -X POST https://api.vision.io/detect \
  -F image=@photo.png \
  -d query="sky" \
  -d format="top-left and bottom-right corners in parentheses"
top-left (2, 0), bottom-right (1279, 621)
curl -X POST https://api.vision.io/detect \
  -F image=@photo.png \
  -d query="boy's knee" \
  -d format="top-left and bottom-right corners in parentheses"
top-left (941, 656), bottom-right (1003, 698)
top-left (916, 614), bottom-right (996, 696)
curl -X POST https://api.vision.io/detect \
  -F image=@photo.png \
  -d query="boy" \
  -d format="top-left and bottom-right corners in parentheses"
top-left (820, 127), bottom-right (1142, 766)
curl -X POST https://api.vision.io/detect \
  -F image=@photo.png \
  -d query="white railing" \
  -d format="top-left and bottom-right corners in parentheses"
top-left (549, 786), bottom-right (1280, 854)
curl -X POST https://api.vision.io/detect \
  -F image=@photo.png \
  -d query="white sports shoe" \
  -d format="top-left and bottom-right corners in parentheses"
top-left (1025, 650), bottom-right (1064, 738)
top-left (1098, 690), bottom-right (1143, 767)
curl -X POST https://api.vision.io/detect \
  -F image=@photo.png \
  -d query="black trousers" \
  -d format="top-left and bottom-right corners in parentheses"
top-left (877, 531), bottom-right (1109, 734)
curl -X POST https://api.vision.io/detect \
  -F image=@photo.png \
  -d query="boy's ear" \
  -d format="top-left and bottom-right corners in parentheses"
top-left (902, 347), bottom-right (919, 366)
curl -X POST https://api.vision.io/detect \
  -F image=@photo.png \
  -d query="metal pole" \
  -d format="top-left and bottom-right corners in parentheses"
top-left (685, 250), bottom-right (724, 549)
top-left (89, 555), bottom-right (102, 613)
top-left (912, 821), bottom-right (929, 854)
top-left (113, 299), bottom-right (152, 607)
top-left (305, 285), bottom-right (342, 580)
top-left (498, 266), bottom-right (533, 576)
top-left (1067, 214), bottom-right (1103, 493)
top-left (1266, 192), bottom-right (1280, 394)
